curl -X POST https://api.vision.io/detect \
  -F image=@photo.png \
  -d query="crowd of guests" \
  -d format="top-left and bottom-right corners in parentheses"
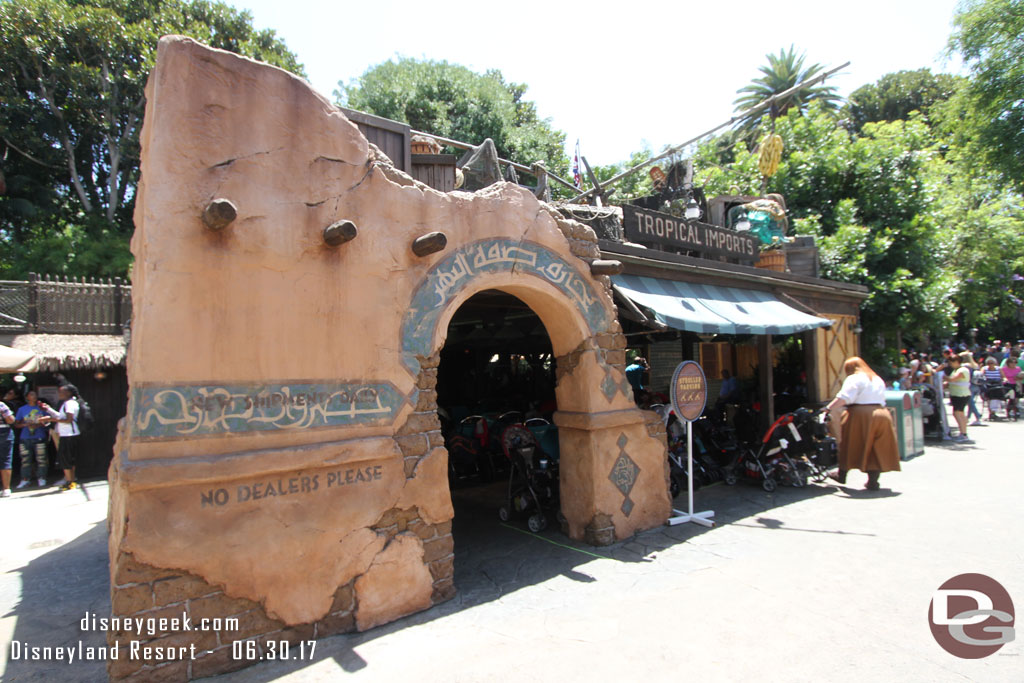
top-left (890, 340), bottom-right (1023, 442)
top-left (0, 384), bottom-right (84, 498)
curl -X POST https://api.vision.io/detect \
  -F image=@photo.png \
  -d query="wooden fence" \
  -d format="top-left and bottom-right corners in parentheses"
top-left (0, 273), bottom-right (131, 335)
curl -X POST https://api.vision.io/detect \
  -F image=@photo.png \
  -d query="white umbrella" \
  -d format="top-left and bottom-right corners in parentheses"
top-left (0, 344), bottom-right (38, 373)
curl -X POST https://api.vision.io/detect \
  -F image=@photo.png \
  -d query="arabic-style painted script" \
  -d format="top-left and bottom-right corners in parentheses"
top-left (131, 381), bottom-right (403, 440)
top-left (402, 238), bottom-right (610, 371)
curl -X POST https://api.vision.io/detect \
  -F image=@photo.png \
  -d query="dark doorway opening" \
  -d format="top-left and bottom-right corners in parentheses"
top-left (436, 290), bottom-right (563, 591)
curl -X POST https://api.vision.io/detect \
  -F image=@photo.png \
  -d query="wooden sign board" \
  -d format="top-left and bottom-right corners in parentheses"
top-left (622, 204), bottom-right (758, 263)
top-left (670, 361), bottom-right (707, 423)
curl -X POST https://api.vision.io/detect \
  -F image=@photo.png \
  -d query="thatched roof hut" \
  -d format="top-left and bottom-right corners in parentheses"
top-left (4, 334), bottom-right (127, 371)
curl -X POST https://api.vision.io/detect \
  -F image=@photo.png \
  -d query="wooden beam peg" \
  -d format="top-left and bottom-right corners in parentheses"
top-left (202, 198), bottom-right (237, 230)
top-left (323, 220), bottom-right (358, 246)
top-left (589, 259), bottom-right (624, 276)
top-left (411, 231), bottom-right (447, 257)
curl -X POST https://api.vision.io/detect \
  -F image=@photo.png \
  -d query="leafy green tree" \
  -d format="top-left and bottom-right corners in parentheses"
top-left (936, 132), bottom-right (1024, 336)
top-left (0, 0), bottom-right (303, 278)
top-left (949, 0), bottom-right (1024, 191)
top-left (844, 68), bottom-right (963, 133)
top-left (695, 104), bottom-right (957, 352)
top-left (337, 58), bottom-right (568, 180)
top-left (732, 45), bottom-right (841, 139)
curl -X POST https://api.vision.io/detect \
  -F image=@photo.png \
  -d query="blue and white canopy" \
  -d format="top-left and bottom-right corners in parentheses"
top-left (612, 274), bottom-right (831, 336)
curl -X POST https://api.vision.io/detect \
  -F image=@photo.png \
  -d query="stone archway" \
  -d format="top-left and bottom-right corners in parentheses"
top-left (397, 237), bottom-right (670, 543)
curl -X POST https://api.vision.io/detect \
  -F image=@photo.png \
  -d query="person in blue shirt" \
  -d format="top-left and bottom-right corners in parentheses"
top-left (14, 391), bottom-right (50, 488)
top-left (625, 357), bottom-right (649, 397)
top-left (719, 369), bottom-right (740, 403)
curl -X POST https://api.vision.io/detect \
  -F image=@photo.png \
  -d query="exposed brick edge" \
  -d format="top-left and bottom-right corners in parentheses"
top-left (107, 554), bottom-right (352, 680)
top-left (396, 353), bottom-right (443, 479)
top-left (371, 506), bottom-right (456, 605)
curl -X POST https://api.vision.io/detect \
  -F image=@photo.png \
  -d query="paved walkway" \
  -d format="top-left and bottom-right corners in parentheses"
top-left (2, 415), bottom-right (1022, 682)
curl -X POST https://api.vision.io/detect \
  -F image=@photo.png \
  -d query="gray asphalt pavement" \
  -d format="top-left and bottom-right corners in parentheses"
top-left (2, 412), bottom-right (1022, 682)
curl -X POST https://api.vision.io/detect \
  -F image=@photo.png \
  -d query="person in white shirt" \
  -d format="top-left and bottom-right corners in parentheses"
top-left (0, 399), bottom-right (15, 498)
top-left (824, 356), bottom-right (900, 491)
top-left (39, 385), bottom-right (81, 492)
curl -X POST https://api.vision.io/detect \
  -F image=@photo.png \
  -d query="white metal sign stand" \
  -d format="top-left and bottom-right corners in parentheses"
top-left (666, 361), bottom-right (715, 528)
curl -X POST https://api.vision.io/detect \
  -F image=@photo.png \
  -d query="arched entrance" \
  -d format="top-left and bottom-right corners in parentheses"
top-left (400, 238), bottom-right (671, 545)
top-left (437, 289), bottom-right (564, 582)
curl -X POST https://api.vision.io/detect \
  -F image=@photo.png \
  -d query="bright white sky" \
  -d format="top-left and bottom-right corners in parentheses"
top-left (229, 0), bottom-right (965, 166)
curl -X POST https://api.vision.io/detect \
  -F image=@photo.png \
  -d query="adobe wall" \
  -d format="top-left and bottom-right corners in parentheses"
top-left (107, 36), bottom-right (670, 680)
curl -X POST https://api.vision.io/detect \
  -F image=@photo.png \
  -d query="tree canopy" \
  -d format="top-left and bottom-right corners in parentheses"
top-left (0, 0), bottom-right (303, 278)
top-left (948, 0), bottom-right (1024, 191)
top-left (337, 58), bottom-right (569, 181)
top-left (844, 68), bottom-right (963, 133)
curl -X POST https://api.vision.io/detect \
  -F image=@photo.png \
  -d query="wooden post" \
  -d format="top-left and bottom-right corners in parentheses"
top-left (114, 277), bottom-right (123, 333)
top-left (27, 272), bottom-right (39, 331)
top-left (581, 156), bottom-right (615, 207)
top-left (759, 334), bottom-right (774, 433)
top-left (802, 330), bottom-right (819, 404)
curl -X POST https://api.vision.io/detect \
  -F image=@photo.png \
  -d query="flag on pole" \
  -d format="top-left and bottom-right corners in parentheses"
top-left (572, 139), bottom-right (582, 189)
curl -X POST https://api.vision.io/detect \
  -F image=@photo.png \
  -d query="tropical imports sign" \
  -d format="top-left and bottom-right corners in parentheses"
top-left (622, 205), bottom-right (757, 262)
top-left (670, 361), bottom-right (707, 423)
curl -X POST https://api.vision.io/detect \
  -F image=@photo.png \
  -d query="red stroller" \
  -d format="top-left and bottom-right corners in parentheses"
top-left (725, 409), bottom-right (824, 492)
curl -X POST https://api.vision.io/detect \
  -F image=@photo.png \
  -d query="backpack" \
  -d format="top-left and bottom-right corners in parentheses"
top-left (67, 397), bottom-right (95, 435)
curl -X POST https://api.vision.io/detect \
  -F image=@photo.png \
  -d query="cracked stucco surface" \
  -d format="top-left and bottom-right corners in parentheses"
top-left (110, 36), bottom-right (668, 629)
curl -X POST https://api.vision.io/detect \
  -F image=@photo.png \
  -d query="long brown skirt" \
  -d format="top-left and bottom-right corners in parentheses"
top-left (839, 405), bottom-right (901, 473)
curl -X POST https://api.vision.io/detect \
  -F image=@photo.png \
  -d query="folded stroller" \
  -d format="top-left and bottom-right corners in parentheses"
top-left (496, 424), bottom-right (559, 533)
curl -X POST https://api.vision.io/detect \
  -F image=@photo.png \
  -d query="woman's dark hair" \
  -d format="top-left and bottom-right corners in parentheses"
top-left (59, 383), bottom-right (79, 397)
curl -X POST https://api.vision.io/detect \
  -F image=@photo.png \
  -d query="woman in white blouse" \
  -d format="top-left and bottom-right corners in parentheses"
top-left (824, 356), bottom-right (900, 490)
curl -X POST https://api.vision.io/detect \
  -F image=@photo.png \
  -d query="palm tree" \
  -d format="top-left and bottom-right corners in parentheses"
top-left (733, 46), bottom-right (841, 138)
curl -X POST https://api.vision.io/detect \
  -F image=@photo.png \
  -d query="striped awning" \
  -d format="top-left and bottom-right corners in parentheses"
top-left (612, 274), bottom-right (831, 335)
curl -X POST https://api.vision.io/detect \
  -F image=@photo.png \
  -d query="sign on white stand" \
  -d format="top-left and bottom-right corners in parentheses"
top-left (666, 360), bottom-right (715, 528)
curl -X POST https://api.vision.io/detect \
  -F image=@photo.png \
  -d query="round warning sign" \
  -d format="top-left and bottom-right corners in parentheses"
top-left (670, 360), bottom-right (707, 423)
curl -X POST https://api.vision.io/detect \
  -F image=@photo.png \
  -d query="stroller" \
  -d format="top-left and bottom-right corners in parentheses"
top-left (781, 408), bottom-right (838, 483)
top-left (913, 383), bottom-right (942, 437)
top-left (1007, 383), bottom-right (1021, 420)
top-left (983, 376), bottom-right (1007, 420)
top-left (994, 381), bottom-right (1020, 420)
top-left (452, 415), bottom-right (506, 481)
top-left (652, 406), bottom-right (732, 498)
top-left (496, 424), bottom-right (559, 533)
top-left (725, 408), bottom-right (833, 491)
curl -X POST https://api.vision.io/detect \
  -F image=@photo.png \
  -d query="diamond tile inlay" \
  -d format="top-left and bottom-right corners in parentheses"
top-left (609, 432), bottom-right (640, 517)
top-left (609, 452), bottom-right (639, 497)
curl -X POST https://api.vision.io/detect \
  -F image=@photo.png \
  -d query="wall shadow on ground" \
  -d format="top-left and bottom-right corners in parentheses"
top-left (213, 479), bottom-right (844, 681)
top-left (3, 477), bottom-right (865, 681)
